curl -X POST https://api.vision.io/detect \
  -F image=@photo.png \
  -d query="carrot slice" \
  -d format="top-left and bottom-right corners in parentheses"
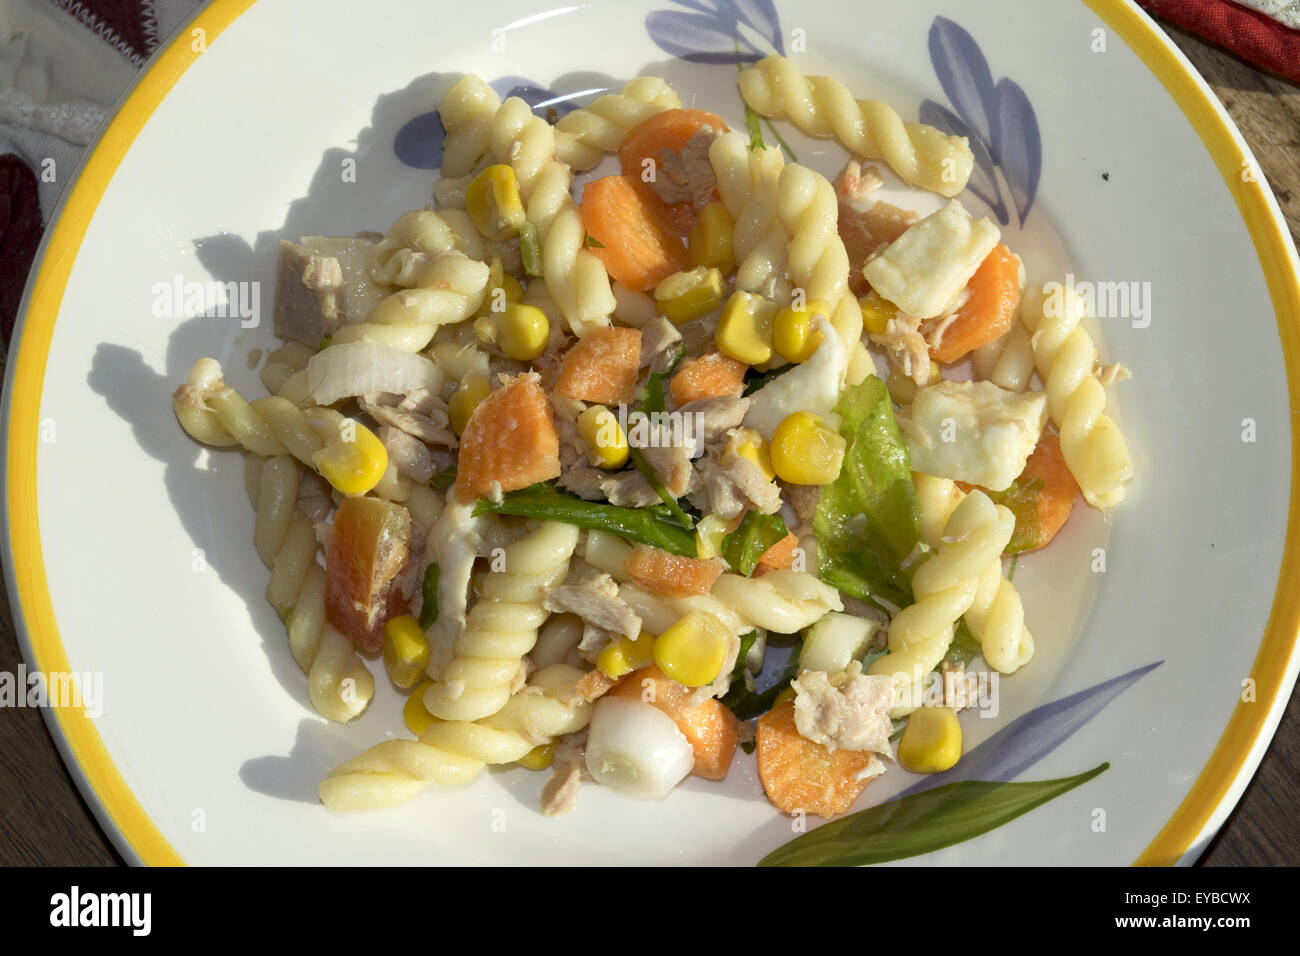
top-left (554, 326), bottom-right (642, 405)
top-left (1012, 431), bottom-right (1079, 552)
top-left (958, 430), bottom-right (1080, 553)
top-left (756, 700), bottom-right (876, 818)
top-left (668, 352), bottom-right (746, 406)
top-left (455, 372), bottom-right (560, 504)
top-left (756, 531), bottom-right (799, 572)
top-left (611, 666), bottom-right (739, 781)
top-left (580, 176), bottom-right (690, 292)
top-left (618, 109), bottom-right (730, 236)
top-left (930, 243), bottom-right (1022, 363)
top-left (625, 545), bottom-right (724, 597)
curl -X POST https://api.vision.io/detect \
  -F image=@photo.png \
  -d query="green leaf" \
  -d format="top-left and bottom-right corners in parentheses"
top-left (814, 375), bottom-right (920, 606)
top-left (730, 631), bottom-right (759, 684)
top-left (722, 511), bottom-right (789, 576)
top-left (758, 763), bottom-right (1109, 866)
top-left (418, 564), bottom-right (440, 630)
top-left (987, 477), bottom-right (1045, 554)
top-left (628, 446), bottom-right (695, 530)
top-left (430, 465), bottom-right (457, 493)
top-left (641, 347), bottom-right (686, 416)
top-left (742, 363), bottom-right (794, 396)
top-left (316, 333), bottom-right (333, 352)
top-left (474, 483), bottom-right (697, 556)
top-left (585, 234), bottom-right (605, 248)
top-left (744, 102), bottom-right (766, 151)
top-left (942, 619), bottom-right (983, 669)
top-left (721, 639), bottom-right (802, 720)
top-left (520, 221), bottom-right (543, 277)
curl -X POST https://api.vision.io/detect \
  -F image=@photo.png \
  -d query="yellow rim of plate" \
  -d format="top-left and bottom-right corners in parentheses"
top-left (4, 0), bottom-right (1298, 867)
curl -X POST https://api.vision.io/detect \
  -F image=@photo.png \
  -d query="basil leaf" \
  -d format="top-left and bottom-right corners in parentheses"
top-left (721, 639), bottom-right (802, 721)
top-left (628, 446), bottom-right (694, 530)
top-left (418, 564), bottom-right (440, 629)
top-left (641, 347), bottom-right (686, 416)
top-left (474, 483), bottom-right (697, 556)
top-left (758, 763), bottom-right (1109, 867)
top-left (430, 465), bottom-right (457, 493)
top-left (722, 510), bottom-right (789, 576)
top-left (742, 363), bottom-right (794, 396)
top-left (585, 234), bottom-right (605, 248)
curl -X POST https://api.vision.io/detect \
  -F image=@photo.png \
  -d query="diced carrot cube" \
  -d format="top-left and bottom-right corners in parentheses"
top-left (756, 700), bottom-right (877, 818)
top-left (625, 545), bottom-right (724, 597)
top-left (553, 326), bottom-right (642, 405)
top-left (611, 665), bottom-right (739, 781)
top-left (455, 372), bottom-right (560, 504)
top-left (668, 352), bottom-right (746, 406)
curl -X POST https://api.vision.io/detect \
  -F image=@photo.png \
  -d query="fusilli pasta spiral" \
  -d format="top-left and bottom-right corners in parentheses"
top-left (245, 454), bottom-right (374, 722)
top-left (331, 251), bottom-right (490, 353)
top-left (776, 162), bottom-right (864, 354)
top-left (371, 209), bottom-right (520, 284)
top-left (555, 76), bottom-right (681, 171)
top-left (867, 490), bottom-right (1012, 715)
top-left (738, 55), bottom-right (974, 197)
top-left (319, 664), bottom-right (591, 810)
top-left (424, 521), bottom-right (580, 722)
top-left (709, 132), bottom-right (789, 298)
top-left (1020, 283), bottom-right (1133, 509)
top-left (438, 74), bottom-right (502, 178)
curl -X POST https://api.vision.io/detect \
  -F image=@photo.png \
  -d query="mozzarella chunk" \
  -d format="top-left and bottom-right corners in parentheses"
top-left (862, 200), bottom-right (999, 319)
top-left (742, 317), bottom-right (847, 439)
top-left (897, 380), bottom-right (1047, 491)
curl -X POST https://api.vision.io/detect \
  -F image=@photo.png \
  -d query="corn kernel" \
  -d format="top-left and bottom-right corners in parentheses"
top-left (576, 404), bottom-right (630, 470)
top-left (311, 419), bottom-right (388, 495)
top-left (715, 291), bottom-right (776, 366)
top-left (653, 610), bottom-right (730, 687)
top-left (897, 706), bottom-right (962, 774)
top-left (859, 291), bottom-right (898, 336)
top-left (382, 614), bottom-right (430, 689)
top-left (465, 164), bottom-right (526, 241)
top-left (772, 299), bottom-right (831, 363)
top-left (403, 680), bottom-right (441, 735)
top-left (449, 372), bottom-right (490, 436)
top-left (597, 631), bottom-right (657, 679)
top-left (655, 267), bottom-right (725, 324)
top-left (496, 303), bottom-right (550, 360)
top-left (773, 686), bottom-right (796, 707)
top-left (770, 411), bottom-right (847, 485)
top-left (735, 433), bottom-right (775, 482)
top-left (517, 742), bottom-right (555, 770)
top-left (694, 514), bottom-right (731, 560)
top-left (688, 201), bottom-right (735, 270)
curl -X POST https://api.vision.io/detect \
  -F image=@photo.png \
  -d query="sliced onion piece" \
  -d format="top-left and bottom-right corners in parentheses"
top-left (306, 342), bottom-right (443, 406)
top-left (585, 697), bottom-right (695, 800)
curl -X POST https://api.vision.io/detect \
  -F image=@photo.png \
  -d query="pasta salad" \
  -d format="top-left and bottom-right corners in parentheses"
top-left (172, 55), bottom-right (1133, 821)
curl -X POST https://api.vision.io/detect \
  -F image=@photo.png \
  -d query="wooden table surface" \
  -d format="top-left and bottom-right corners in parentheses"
top-left (1, 20), bottom-right (1298, 867)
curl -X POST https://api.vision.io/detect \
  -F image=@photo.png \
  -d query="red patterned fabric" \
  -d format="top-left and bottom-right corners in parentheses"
top-left (0, 156), bottom-right (43, 346)
top-left (1138, 0), bottom-right (1300, 84)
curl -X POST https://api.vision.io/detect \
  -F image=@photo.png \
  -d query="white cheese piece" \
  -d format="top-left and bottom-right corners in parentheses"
top-left (742, 317), bottom-right (847, 439)
top-left (897, 379), bottom-right (1047, 491)
top-left (861, 200), bottom-right (1000, 319)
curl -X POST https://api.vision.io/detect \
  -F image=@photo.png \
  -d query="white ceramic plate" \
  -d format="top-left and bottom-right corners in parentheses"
top-left (5, 0), bottom-right (1299, 866)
